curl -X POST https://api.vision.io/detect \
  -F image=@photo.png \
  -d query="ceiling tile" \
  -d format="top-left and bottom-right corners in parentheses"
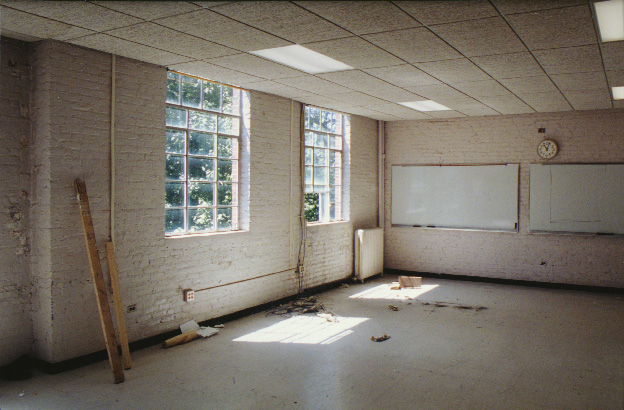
top-left (606, 70), bottom-right (624, 86)
top-left (361, 101), bottom-right (424, 118)
top-left (210, 1), bottom-right (351, 44)
top-left (478, 94), bottom-right (535, 114)
top-left (429, 17), bottom-right (526, 57)
top-left (453, 80), bottom-right (512, 98)
top-left (363, 64), bottom-right (441, 88)
top-left (614, 100), bottom-right (624, 109)
top-left (403, 84), bottom-right (467, 100)
top-left (296, 95), bottom-right (356, 112)
top-left (363, 28), bottom-right (463, 64)
top-left (550, 72), bottom-right (608, 91)
top-left (274, 75), bottom-right (352, 95)
top-left (0, 6), bottom-right (95, 41)
top-left (191, 1), bottom-right (232, 8)
top-left (330, 92), bottom-right (390, 107)
top-left (499, 75), bottom-right (559, 94)
top-left (415, 59), bottom-right (491, 83)
top-left (2, 0), bottom-right (143, 32)
top-left (92, 1), bottom-right (202, 21)
top-left (155, 9), bottom-right (291, 52)
top-left (244, 81), bottom-right (314, 99)
top-left (294, 1), bottom-right (421, 35)
top-left (601, 42), bottom-right (624, 71)
top-left (105, 22), bottom-right (239, 60)
top-left (493, 0), bottom-right (589, 15)
top-left (472, 52), bottom-right (544, 79)
top-left (303, 37), bottom-right (403, 69)
top-left (533, 45), bottom-right (603, 75)
top-left (425, 110), bottom-right (466, 118)
top-left (436, 97), bottom-right (489, 111)
top-left (317, 70), bottom-right (421, 102)
top-left (519, 91), bottom-right (572, 112)
top-left (457, 106), bottom-right (501, 116)
top-left (506, 5), bottom-right (597, 50)
top-left (562, 89), bottom-right (612, 110)
top-left (395, 0), bottom-right (498, 25)
top-left (168, 60), bottom-right (266, 86)
top-left (206, 54), bottom-right (306, 80)
top-left (341, 106), bottom-right (396, 121)
top-left (68, 34), bottom-right (192, 66)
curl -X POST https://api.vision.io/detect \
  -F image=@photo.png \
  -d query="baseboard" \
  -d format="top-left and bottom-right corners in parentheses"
top-left (385, 269), bottom-right (624, 294)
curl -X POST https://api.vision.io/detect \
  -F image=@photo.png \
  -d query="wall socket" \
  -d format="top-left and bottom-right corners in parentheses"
top-left (183, 289), bottom-right (195, 302)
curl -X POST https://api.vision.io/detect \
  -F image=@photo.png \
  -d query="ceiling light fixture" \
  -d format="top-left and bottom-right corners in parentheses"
top-left (399, 100), bottom-right (452, 112)
top-left (250, 45), bottom-right (354, 74)
top-left (594, 0), bottom-right (624, 42)
top-left (613, 86), bottom-right (624, 100)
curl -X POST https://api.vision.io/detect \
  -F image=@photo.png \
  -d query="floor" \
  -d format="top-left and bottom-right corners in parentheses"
top-left (1, 275), bottom-right (623, 410)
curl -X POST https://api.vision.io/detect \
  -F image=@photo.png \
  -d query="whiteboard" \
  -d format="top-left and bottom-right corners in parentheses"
top-left (391, 164), bottom-right (519, 231)
top-left (529, 164), bottom-right (624, 234)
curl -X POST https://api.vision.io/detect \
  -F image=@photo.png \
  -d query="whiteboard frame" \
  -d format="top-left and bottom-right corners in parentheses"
top-left (391, 163), bottom-right (520, 232)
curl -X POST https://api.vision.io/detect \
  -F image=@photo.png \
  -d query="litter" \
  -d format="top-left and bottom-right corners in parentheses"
top-left (421, 302), bottom-right (488, 311)
top-left (162, 320), bottom-right (219, 348)
top-left (18, 391), bottom-right (25, 397)
top-left (389, 282), bottom-right (400, 290)
top-left (266, 296), bottom-right (326, 317)
top-left (317, 313), bottom-right (338, 322)
top-left (399, 276), bottom-right (422, 289)
top-left (340, 283), bottom-right (350, 289)
top-left (388, 305), bottom-right (399, 311)
top-left (371, 334), bottom-right (391, 342)
top-left (214, 324), bottom-right (225, 328)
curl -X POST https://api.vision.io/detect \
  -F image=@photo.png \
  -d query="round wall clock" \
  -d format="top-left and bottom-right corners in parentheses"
top-left (537, 139), bottom-right (558, 159)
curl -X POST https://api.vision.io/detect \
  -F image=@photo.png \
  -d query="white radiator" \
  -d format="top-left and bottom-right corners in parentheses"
top-left (354, 228), bottom-right (384, 283)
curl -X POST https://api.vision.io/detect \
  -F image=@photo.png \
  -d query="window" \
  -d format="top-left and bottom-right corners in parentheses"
top-left (165, 72), bottom-right (242, 235)
top-left (303, 106), bottom-right (348, 223)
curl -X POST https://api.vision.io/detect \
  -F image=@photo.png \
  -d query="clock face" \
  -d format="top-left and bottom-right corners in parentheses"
top-left (537, 140), bottom-right (558, 159)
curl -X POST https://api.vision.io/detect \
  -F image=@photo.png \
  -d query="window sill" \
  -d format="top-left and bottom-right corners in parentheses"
top-left (165, 229), bottom-right (248, 239)
top-left (306, 220), bottom-right (349, 227)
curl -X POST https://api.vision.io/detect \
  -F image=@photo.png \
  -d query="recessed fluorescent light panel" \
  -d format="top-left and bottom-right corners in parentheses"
top-left (613, 86), bottom-right (624, 100)
top-left (594, 0), bottom-right (624, 42)
top-left (399, 100), bottom-right (452, 112)
top-left (250, 45), bottom-right (353, 74)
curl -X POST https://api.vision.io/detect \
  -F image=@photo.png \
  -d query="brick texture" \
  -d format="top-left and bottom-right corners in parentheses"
top-left (384, 110), bottom-right (624, 288)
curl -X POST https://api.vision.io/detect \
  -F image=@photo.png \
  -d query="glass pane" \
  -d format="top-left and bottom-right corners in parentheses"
top-left (305, 184), bottom-right (313, 193)
top-left (329, 203), bottom-right (335, 220)
top-left (304, 131), bottom-right (314, 146)
top-left (203, 81), bottom-right (221, 111)
top-left (304, 107), bottom-right (310, 129)
top-left (166, 129), bottom-right (185, 154)
top-left (165, 155), bottom-right (185, 180)
top-left (222, 87), bottom-right (240, 115)
top-left (333, 113), bottom-right (343, 134)
top-left (330, 167), bottom-right (341, 185)
top-left (188, 208), bottom-right (214, 232)
top-left (218, 183), bottom-right (232, 205)
top-left (165, 208), bottom-right (185, 235)
top-left (217, 208), bottom-right (232, 230)
top-left (165, 182), bottom-right (184, 207)
top-left (189, 157), bottom-right (214, 181)
top-left (314, 148), bottom-right (327, 166)
top-left (321, 110), bottom-right (331, 133)
top-left (189, 110), bottom-right (217, 132)
top-left (305, 166), bottom-right (313, 185)
top-left (218, 115), bottom-right (240, 135)
top-left (181, 76), bottom-right (201, 108)
top-left (166, 72), bottom-right (180, 105)
top-left (330, 151), bottom-right (341, 167)
top-left (218, 160), bottom-right (232, 182)
top-left (314, 133), bottom-right (328, 148)
top-left (314, 167), bottom-right (327, 186)
top-left (330, 185), bottom-right (336, 202)
top-left (304, 193), bottom-right (319, 222)
top-left (188, 182), bottom-right (213, 206)
top-left (330, 136), bottom-right (342, 150)
top-left (334, 202), bottom-right (341, 220)
top-left (166, 107), bottom-right (187, 128)
top-left (189, 131), bottom-right (215, 156)
top-left (304, 148), bottom-right (313, 165)
top-left (218, 136), bottom-right (234, 158)
top-left (309, 107), bottom-right (321, 131)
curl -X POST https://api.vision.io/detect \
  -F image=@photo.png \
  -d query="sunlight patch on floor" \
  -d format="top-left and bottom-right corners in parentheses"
top-left (349, 284), bottom-right (439, 300)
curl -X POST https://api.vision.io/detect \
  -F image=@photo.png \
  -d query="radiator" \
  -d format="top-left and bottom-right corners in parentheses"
top-left (354, 228), bottom-right (384, 283)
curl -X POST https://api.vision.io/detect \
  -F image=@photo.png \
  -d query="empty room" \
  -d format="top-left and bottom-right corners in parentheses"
top-left (1, 1), bottom-right (623, 409)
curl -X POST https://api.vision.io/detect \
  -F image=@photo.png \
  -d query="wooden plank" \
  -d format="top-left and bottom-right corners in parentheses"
top-left (74, 180), bottom-right (124, 384)
top-left (106, 242), bottom-right (132, 370)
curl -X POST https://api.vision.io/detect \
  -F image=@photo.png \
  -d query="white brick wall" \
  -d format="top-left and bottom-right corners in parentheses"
top-left (385, 110), bottom-right (624, 287)
top-left (8, 39), bottom-right (379, 364)
top-left (0, 37), bottom-right (32, 365)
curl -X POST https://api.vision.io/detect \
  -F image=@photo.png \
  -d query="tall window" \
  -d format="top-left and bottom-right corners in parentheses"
top-left (165, 72), bottom-right (241, 235)
top-left (304, 106), bottom-right (348, 223)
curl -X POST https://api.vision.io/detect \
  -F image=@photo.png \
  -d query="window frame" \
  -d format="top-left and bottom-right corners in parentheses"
top-left (165, 71), bottom-right (242, 236)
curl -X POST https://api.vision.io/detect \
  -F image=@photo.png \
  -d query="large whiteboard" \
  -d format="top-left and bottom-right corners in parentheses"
top-left (529, 164), bottom-right (624, 234)
top-left (391, 164), bottom-right (519, 231)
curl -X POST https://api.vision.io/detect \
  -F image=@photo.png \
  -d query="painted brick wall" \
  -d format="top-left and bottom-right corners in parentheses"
top-left (19, 40), bottom-right (378, 363)
top-left (384, 110), bottom-right (624, 288)
top-left (0, 37), bottom-right (32, 365)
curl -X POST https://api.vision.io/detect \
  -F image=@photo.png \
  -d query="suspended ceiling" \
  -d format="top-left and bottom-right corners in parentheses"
top-left (1, 0), bottom-right (623, 121)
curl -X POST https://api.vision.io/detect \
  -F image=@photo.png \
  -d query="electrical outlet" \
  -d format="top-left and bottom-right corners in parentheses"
top-left (127, 304), bottom-right (136, 313)
top-left (183, 289), bottom-right (195, 302)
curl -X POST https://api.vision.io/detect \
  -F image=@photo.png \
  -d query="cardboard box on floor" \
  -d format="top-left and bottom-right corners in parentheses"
top-left (399, 276), bottom-right (422, 289)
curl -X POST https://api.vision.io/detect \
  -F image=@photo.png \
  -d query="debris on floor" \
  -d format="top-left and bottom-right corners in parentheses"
top-left (421, 301), bottom-right (488, 312)
top-left (266, 296), bottom-right (327, 317)
top-left (399, 276), bottom-right (422, 289)
top-left (388, 305), bottom-right (399, 311)
top-left (389, 282), bottom-right (401, 290)
top-left (214, 324), bottom-right (225, 328)
top-left (317, 312), bottom-right (338, 322)
top-left (371, 334), bottom-right (391, 342)
top-left (340, 283), bottom-right (349, 289)
top-left (162, 320), bottom-right (219, 348)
